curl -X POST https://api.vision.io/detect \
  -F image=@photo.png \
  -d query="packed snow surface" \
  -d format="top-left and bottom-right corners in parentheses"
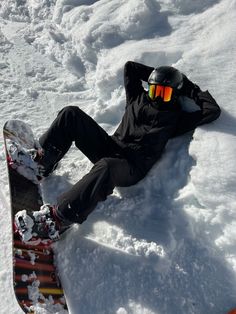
top-left (0, 0), bottom-right (236, 313)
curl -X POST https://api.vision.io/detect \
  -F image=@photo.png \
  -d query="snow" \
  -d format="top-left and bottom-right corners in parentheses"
top-left (0, 0), bottom-right (236, 313)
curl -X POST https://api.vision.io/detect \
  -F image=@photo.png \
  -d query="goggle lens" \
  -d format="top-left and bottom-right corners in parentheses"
top-left (148, 85), bottom-right (173, 102)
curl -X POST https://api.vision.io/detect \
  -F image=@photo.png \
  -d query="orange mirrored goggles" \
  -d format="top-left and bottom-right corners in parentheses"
top-left (148, 84), bottom-right (173, 102)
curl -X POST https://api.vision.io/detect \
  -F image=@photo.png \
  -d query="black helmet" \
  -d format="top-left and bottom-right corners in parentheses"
top-left (148, 66), bottom-right (183, 101)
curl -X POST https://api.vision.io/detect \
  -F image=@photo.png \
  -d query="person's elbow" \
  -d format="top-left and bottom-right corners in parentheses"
top-left (124, 61), bottom-right (134, 71)
top-left (206, 106), bottom-right (221, 123)
top-left (213, 105), bottom-right (221, 120)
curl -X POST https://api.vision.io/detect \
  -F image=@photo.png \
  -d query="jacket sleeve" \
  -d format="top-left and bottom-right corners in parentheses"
top-left (174, 76), bottom-right (221, 136)
top-left (124, 61), bottom-right (154, 105)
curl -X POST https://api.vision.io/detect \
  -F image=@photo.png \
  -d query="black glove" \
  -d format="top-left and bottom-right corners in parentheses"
top-left (180, 74), bottom-right (201, 102)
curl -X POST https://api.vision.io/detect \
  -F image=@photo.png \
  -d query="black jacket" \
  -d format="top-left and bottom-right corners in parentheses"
top-left (112, 61), bottom-right (221, 168)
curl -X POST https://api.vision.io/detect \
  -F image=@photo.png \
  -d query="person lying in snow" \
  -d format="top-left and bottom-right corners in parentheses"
top-left (14, 61), bottom-right (221, 242)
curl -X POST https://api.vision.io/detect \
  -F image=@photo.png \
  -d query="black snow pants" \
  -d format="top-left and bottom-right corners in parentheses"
top-left (39, 106), bottom-right (146, 224)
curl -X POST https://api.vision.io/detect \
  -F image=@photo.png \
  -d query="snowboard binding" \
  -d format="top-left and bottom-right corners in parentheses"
top-left (14, 204), bottom-right (61, 244)
top-left (7, 137), bottom-right (60, 182)
top-left (7, 140), bottom-right (45, 183)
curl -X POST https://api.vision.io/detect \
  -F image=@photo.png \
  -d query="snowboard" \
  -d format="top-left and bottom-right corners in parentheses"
top-left (3, 120), bottom-right (68, 313)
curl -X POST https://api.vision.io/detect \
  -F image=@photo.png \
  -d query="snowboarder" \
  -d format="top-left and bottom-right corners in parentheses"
top-left (15, 61), bottom-right (221, 241)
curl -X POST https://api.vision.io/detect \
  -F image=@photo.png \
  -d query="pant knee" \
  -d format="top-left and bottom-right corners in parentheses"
top-left (90, 158), bottom-right (111, 183)
top-left (59, 105), bottom-right (82, 117)
top-left (97, 158), bottom-right (144, 187)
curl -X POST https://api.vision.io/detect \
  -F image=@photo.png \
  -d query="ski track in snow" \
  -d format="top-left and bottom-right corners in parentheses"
top-left (1, 0), bottom-right (236, 313)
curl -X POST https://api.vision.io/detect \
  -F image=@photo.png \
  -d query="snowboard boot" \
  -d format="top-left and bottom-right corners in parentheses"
top-left (14, 204), bottom-right (70, 243)
top-left (34, 144), bottom-right (62, 180)
top-left (6, 141), bottom-right (61, 182)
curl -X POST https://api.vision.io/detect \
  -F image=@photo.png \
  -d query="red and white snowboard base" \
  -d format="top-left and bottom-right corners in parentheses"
top-left (4, 120), bottom-right (68, 313)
